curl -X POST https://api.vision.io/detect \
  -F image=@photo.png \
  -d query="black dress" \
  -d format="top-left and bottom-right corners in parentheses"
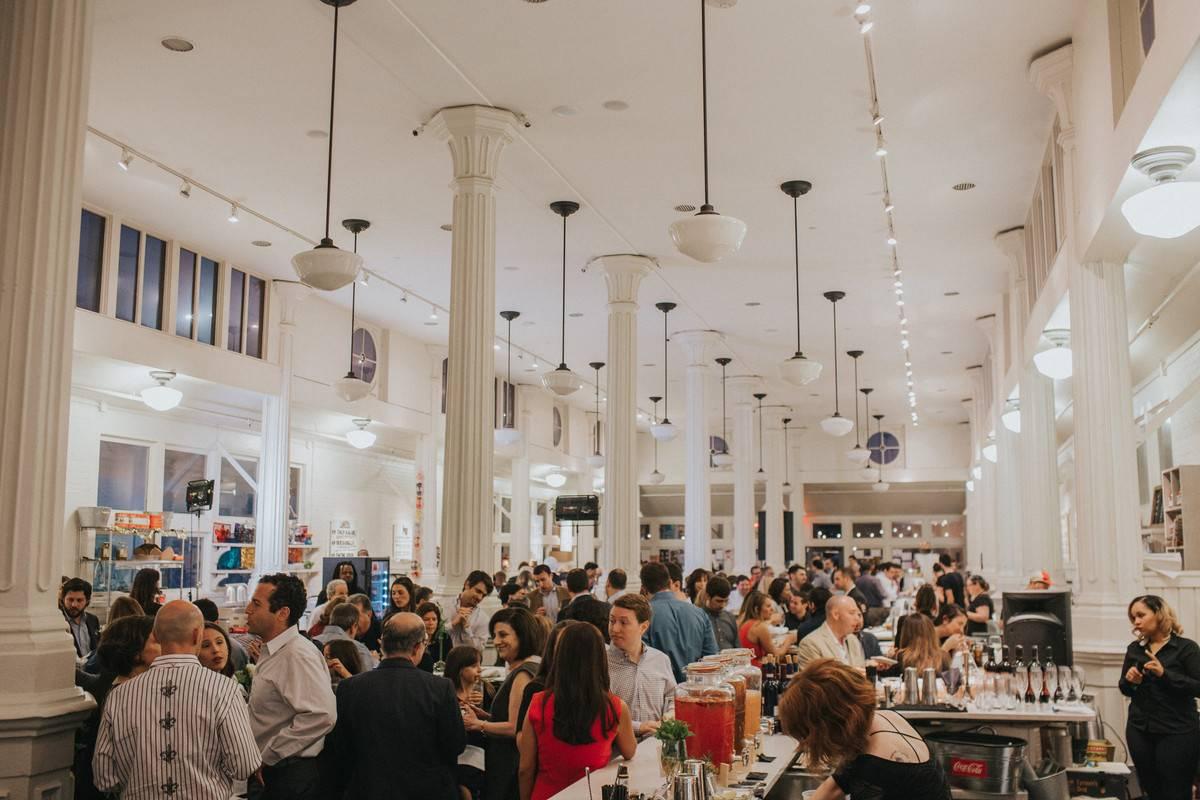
top-left (833, 713), bottom-right (952, 800)
top-left (484, 660), bottom-right (539, 800)
top-left (966, 594), bottom-right (993, 636)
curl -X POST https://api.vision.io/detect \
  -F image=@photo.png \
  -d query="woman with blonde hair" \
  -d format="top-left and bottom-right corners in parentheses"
top-left (892, 613), bottom-right (948, 676)
top-left (778, 659), bottom-right (950, 799)
top-left (1120, 594), bottom-right (1200, 800)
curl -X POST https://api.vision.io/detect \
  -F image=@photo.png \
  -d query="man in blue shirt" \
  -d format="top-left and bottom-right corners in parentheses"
top-left (640, 562), bottom-right (718, 682)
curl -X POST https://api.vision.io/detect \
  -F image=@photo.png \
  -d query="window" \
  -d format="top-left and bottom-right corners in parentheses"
top-left (227, 270), bottom-right (267, 358)
top-left (175, 249), bottom-right (220, 346)
top-left (930, 519), bottom-right (965, 539)
top-left (141, 235), bottom-right (167, 330)
top-left (1110, 0), bottom-right (1156, 121)
top-left (246, 275), bottom-right (265, 358)
top-left (852, 522), bottom-right (883, 539)
top-left (659, 524), bottom-right (682, 540)
top-left (552, 406), bottom-right (563, 447)
top-left (228, 268), bottom-right (245, 353)
top-left (77, 209), bottom-right (106, 312)
top-left (98, 440), bottom-right (149, 511)
top-left (867, 430), bottom-right (901, 465)
top-left (176, 249), bottom-right (195, 338)
top-left (219, 456), bottom-right (257, 517)
top-left (892, 522), bottom-right (924, 539)
top-left (813, 523), bottom-right (842, 540)
top-left (197, 257), bottom-right (218, 345)
top-left (353, 328), bottom-right (377, 383)
top-left (115, 225), bottom-right (140, 322)
top-left (163, 449), bottom-right (206, 513)
top-left (289, 466), bottom-right (301, 521)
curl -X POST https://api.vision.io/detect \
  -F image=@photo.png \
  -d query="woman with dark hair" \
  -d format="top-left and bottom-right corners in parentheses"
top-left (384, 576), bottom-right (417, 621)
top-left (414, 585), bottom-right (434, 606)
top-left (518, 623), bottom-right (636, 800)
top-left (895, 584), bottom-right (940, 643)
top-left (82, 596), bottom-right (145, 674)
top-left (892, 614), bottom-right (948, 676)
top-left (738, 591), bottom-right (797, 666)
top-left (517, 620), bottom-right (577, 731)
top-left (198, 621), bottom-right (236, 678)
top-left (75, 616), bottom-right (161, 800)
top-left (685, 568), bottom-right (710, 606)
top-left (463, 606), bottom-right (546, 800)
top-left (128, 568), bottom-right (162, 617)
top-left (417, 601), bottom-right (453, 672)
top-left (445, 645), bottom-right (496, 800)
top-left (779, 659), bottom-right (950, 799)
top-left (933, 604), bottom-right (968, 651)
top-left (1120, 594), bottom-right (1200, 800)
top-left (323, 639), bottom-right (364, 686)
top-left (316, 560), bottom-right (364, 603)
top-left (965, 576), bottom-right (993, 636)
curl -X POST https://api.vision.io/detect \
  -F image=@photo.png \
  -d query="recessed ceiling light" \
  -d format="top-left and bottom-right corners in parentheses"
top-left (941, 350), bottom-right (953, 355)
top-left (521, 320), bottom-right (536, 326)
top-left (439, 224), bottom-right (452, 231)
top-left (765, 328), bottom-right (779, 333)
top-left (674, 203), bottom-right (697, 212)
top-left (568, 312), bottom-right (584, 318)
top-left (552, 105), bottom-right (578, 117)
top-left (305, 129), bottom-right (328, 139)
top-left (251, 240), bottom-right (272, 248)
top-left (161, 37), bottom-right (195, 53)
top-left (745, 301), bottom-right (761, 307)
top-left (423, 321), bottom-right (438, 326)
top-left (952, 182), bottom-right (977, 191)
top-left (503, 266), bottom-right (520, 271)
top-left (642, 363), bottom-right (656, 368)
top-left (943, 291), bottom-right (960, 297)
top-left (602, 100), bottom-right (629, 111)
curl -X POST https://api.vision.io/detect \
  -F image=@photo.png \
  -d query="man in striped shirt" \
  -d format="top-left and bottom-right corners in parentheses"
top-left (94, 600), bottom-right (260, 799)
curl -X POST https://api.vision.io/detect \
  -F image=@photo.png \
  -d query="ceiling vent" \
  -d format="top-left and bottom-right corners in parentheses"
top-left (952, 182), bottom-right (977, 191)
top-left (674, 204), bottom-right (697, 212)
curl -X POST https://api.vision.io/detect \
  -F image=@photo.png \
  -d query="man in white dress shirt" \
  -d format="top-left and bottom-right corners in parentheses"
top-left (245, 573), bottom-right (337, 800)
top-left (94, 600), bottom-right (260, 799)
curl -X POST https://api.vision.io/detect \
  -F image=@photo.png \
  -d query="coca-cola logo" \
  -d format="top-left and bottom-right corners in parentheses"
top-left (950, 758), bottom-right (988, 779)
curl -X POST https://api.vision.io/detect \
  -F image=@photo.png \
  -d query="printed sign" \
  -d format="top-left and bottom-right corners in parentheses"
top-left (950, 758), bottom-right (988, 779)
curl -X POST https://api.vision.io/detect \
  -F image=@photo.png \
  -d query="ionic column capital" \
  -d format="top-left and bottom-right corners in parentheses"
top-left (272, 280), bottom-right (311, 329)
top-left (592, 254), bottom-right (655, 307)
top-left (727, 375), bottom-right (762, 405)
top-left (1029, 43), bottom-right (1074, 130)
top-left (994, 227), bottom-right (1028, 283)
top-left (674, 329), bottom-right (722, 367)
top-left (427, 105), bottom-right (521, 181)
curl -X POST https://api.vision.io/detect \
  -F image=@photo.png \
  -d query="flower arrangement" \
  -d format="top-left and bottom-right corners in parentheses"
top-left (656, 719), bottom-right (692, 776)
top-left (234, 662), bottom-right (256, 694)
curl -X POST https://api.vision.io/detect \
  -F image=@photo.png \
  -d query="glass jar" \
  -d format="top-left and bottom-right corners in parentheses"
top-left (674, 662), bottom-right (736, 766)
top-left (703, 654), bottom-right (746, 753)
top-left (724, 648), bottom-right (763, 738)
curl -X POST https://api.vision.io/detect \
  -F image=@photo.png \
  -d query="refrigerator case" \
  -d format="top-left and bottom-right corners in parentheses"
top-left (322, 557), bottom-right (390, 617)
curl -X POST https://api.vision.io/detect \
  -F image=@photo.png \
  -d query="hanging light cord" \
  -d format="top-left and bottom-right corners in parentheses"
top-left (721, 363), bottom-right (728, 450)
top-left (831, 300), bottom-right (841, 414)
top-left (505, 316), bottom-right (513, 427)
top-left (757, 397), bottom-right (765, 471)
top-left (852, 357), bottom-right (862, 447)
top-left (559, 214), bottom-right (568, 365)
top-left (699, 0), bottom-right (710, 207)
top-left (783, 421), bottom-right (790, 483)
top-left (348, 231), bottom-right (358, 373)
top-left (792, 197), bottom-right (802, 355)
top-left (323, 4), bottom-right (340, 242)
top-left (662, 312), bottom-right (670, 417)
top-left (594, 367), bottom-right (601, 454)
top-left (652, 399), bottom-right (661, 470)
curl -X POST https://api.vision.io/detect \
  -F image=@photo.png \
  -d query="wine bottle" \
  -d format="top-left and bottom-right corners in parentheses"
top-left (1024, 646), bottom-right (1037, 704)
top-left (985, 644), bottom-right (997, 674)
top-left (1001, 645), bottom-right (1012, 675)
top-left (761, 656), bottom-right (778, 717)
top-left (1047, 647), bottom-right (1063, 702)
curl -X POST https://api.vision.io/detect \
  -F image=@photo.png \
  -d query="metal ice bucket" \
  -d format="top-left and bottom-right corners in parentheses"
top-left (924, 731), bottom-right (1027, 794)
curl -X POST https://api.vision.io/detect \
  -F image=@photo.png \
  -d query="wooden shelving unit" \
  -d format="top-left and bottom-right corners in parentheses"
top-left (1163, 466), bottom-right (1200, 568)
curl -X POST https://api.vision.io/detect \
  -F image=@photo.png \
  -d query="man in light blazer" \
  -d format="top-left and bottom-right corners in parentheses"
top-left (795, 595), bottom-right (867, 670)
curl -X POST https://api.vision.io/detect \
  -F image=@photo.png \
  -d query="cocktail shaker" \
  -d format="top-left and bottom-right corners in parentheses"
top-left (920, 668), bottom-right (937, 705)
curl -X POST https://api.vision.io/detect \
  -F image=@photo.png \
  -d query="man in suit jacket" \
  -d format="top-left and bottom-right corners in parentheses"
top-left (60, 577), bottom-right (100, 658)
top-left (326, 612), bottom-right (466, 799)
top-left (526, 564), bottom-right (571, 622)
top-left (795, 595), bottom-right (867, 670)
top-left (558, 568), bottom-right (611, 641)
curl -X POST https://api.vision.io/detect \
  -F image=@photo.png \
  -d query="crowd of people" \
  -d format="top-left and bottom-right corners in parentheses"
top-left (61, 553), bottom-right (1200, 800)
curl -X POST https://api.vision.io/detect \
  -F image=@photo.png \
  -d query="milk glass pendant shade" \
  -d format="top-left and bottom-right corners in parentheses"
top-left (1120, 147), bottom-right (1200, 239)
top-left (860, 466), bottom-right (877, 481)
top-left (966, 479), bottom-right (975, 492)
top-left (647, 470), bottom-right (666, 485)
top-left (141, 371), bottom-right (182, 411)
top-left (670, 0), bottom-right (745, 263)
top-left (1033, 329), bottom-right (1073, 380)
top-left (972, 465), bottom-right (983, 481)
top-left (292, 0), bottom-right (363, 291)
top-left (543, 201), bottom-right (582, 396)
top-left (494, 428), bottom-right (523, 448)
top-left (545, 471), bottom-right (568, 489)
top-left (982, 434), bottom-right (998, 464)
top-left (872, 480), bottom-right (891, 492)
top-left (821, 416), bottom-right (854, 437)
top-left (495, 310), bottom-right (523, 449)
top-left (1001, 398), bottom-right (1021, 433)
top-left (780, 180), bottom-right (821, 385)
top-left (346, 418), bottom-right (376, 449)
top-left (847, 447), bottom-right (871, 465)
top-left (650, 421), bottom-right (678, 442)
top-left (334, 219), bottom-right (372, 402)
top-left (334, 373), bottom-right (372, 402)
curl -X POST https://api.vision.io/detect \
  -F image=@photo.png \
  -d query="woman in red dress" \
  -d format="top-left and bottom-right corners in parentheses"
top-left (738, 591), bottom-right (797, 667)
top-left (517, 623), bottom-right (637, 800)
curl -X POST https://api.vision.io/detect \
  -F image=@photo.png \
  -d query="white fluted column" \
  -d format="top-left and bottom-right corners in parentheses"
top-left (763, 409), bottom-right (786, 570)
top-left (428, 106), bottom-right (519, 589)
top-left (977, 313), bottom-right (1022, 589)
top-left (255, 281), bottom-right (309, 577)
top-left (676, 330), bottom-right (720, 572)
top-left (966, 366), bottom-right (997, 576)
top-left (594, 255), bottom-right (653, 582)
top-left (728, 377), bottom-right (759, 573)
top-left (508, 390), bottom-right (533, 568)
top-left (1020, 366), bottom-right (1063, 581)
top-left (1030, 45), bottom-right (1076, 240)
top-left (0, 1), bottom-right (96, 792)
top-left (418, 345), bottom-right (446, 583)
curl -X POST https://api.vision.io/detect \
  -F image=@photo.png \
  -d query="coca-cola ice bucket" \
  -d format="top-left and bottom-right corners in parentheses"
top-left (924, 731), bottom-right (1026, 795)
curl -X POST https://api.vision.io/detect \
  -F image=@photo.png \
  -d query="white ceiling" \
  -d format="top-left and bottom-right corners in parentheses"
top-left (83, 0), bottom-right (1074, 432)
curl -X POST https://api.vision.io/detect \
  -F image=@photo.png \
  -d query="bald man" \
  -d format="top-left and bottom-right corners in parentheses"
top-left (95, 600), bottom-right (260, 799)
top-left (325, 613), bottom-right (466, 799)
top-left (795, 595), bottom-right (867, 669)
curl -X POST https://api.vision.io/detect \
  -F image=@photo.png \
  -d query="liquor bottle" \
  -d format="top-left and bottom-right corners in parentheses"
top-left (761, 656), bottom-right (778, 718)
top-left (1024, 646), bottom-right (1038, 705)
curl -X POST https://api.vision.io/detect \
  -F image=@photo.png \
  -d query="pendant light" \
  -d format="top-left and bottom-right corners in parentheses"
top-left (846, 350), bottom-right (870, 463)
top-left (650, 303), bottom-right (678, 441)
top-left (1001, 398), bottom-right (1021, 434)
top-left (1033, 329), bottom-right (1073, 380)
top-left (668, 0), bottom-right (746, 263)
top-left (291, 0), bottom-right (364, 291)
top-left (1121, 146), bottom-right (1200, 239)
top-left (712, 357), bottom-right (733, 466)
top-left (334, 218), bottom-right (373, 402)
top-left (141, 370), bottom-right (182, 411)
top-left (587, 361), bottom-right (605, 468)
top-left (871, 413), bottom-right (890, 492)
top-left (859, 387), bottom-right (876, 480)
top-left (982, 432), bottom-right (998, 463)
top-left (819, 291), bottom-right (854, 436)
top-left (782, 417), bottom-right (793, 495)
top-left (542, 201), bottom-right (583, 396)
top-left (494, 311), bottom-right (523, 448)
top-left (779, 180), bottom-right (821, 385)
top-left (346, 418), bottom-right (376, 450)
top-left (753, 392), bottom-right (767, 481)
top-left (648, 396), bottom-right (666, 484)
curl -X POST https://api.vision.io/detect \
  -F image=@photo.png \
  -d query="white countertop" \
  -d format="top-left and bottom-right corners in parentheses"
top-left (897, 703), bottom-right (1096, 723)
top-left (550, 733), bottom-right (799, 800)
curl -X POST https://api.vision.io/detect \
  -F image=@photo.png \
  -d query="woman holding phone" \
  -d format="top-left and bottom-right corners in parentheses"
top-left (1119, 595), bottom-right (1200, 800)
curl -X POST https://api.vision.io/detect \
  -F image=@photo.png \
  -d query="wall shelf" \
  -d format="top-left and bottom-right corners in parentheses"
top-left (211, 569), bottom-right (254, 575)
top-left (1163, 466), bottom-right (1200, 568)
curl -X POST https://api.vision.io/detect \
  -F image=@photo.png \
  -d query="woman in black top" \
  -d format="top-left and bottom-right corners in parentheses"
top-left (416, 601), bottom-right (453, 672)
top-left (964, 576), bottom-right (993, 636)
top-left (128, 567), bottom-right (162, 617)
top-left (1119, 595), bottom-right (1200, 800)
top-left (779, 658), bottom-right (950, 799)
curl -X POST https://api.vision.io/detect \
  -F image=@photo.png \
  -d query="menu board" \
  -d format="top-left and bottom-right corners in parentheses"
top-left (329, 520), bottom-right (357, 556)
